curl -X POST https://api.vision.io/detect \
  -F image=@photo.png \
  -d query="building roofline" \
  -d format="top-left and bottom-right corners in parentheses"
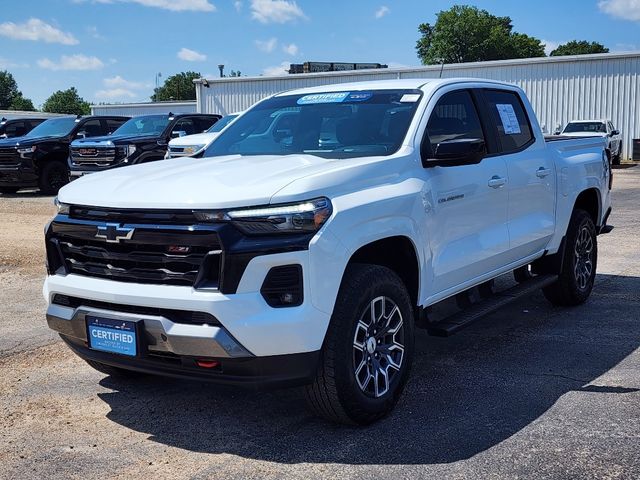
top-left (90, 101), bottom-right (197, 108)
top-left (193, 51), bottom-right (640, 85)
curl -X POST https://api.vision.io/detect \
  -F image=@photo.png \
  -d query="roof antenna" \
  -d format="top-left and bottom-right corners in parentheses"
top-left (439, 59), bottom-right (445, 79)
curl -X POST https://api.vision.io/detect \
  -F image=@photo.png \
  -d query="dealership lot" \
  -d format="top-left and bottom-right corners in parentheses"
top-left (0, 167), bottom-right (638, 479)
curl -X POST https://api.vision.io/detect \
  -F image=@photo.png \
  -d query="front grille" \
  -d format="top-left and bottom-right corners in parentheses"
top-left (48, 219), bottom-right (222, 287)
top-left (52, 294), bottom-right (220, 325)
top-left (0, 148), bottom-right (19, 168)
top-left (70, 205), bottom-right (199, 225)
top-left (70, 146), bottom-right (125, 166)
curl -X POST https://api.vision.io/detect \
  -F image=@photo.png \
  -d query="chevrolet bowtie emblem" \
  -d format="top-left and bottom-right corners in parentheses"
top-left (95, 223), bottom-right (135, 243)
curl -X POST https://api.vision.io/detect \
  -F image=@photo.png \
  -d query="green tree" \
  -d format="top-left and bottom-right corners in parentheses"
top-left (42, 87), bottom-right (90, 115)
top-left (550, 40), bottom-right (609, 56)
top-left (10, 95), bottom-right (35, 111)
top-left (416, 5), bottom-right (546, 65)
top-left (151, 71), bottom-right (200, 101)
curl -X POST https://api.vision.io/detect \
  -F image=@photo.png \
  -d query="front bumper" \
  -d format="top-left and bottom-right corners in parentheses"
top-left (0, 157), bottom-right (38, 187)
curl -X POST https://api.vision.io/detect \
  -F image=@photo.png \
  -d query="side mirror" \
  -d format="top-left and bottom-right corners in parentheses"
top-left (423, 139), bottom-right (486, 167)
top-left (611, 130), bottom-right (620, 136)
top-left (171, 130), bottom-right (187, 139)
top-left (554, 130), bottom-right (561, 135)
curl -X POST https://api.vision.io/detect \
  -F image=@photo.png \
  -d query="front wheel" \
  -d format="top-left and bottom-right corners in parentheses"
top-left (543, 209), bottom-right (597, 306)
top-left (304, 264), bottom-right (414, 425)
top-left (39, 160), bottom-right (69, 195)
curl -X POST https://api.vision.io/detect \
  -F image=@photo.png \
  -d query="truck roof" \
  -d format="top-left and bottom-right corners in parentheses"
top-left (277, 78), bottom-right (517, 96)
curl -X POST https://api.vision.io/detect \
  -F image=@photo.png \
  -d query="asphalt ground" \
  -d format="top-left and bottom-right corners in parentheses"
top-left (1, 167), bottom-right (639, 479)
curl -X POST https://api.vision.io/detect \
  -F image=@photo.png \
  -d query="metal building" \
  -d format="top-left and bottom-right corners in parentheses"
top-left (90, 100), bottom-right (197, 117)
top-left (194, 52), bottom-right (640, 160)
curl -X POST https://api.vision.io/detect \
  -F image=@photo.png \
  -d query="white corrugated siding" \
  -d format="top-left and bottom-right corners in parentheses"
top-left (90, 101), bottom-right (197, 117)
top-left (197, 53), bottom-right (640, 160)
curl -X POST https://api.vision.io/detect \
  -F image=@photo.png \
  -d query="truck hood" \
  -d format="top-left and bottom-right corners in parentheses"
top-left (58, 154), bottom-right (334, 209)
top-left (169, 132), bottom-right (219, 146)
top-left (72, 134), bottom-right (159, 146)
top-left (0, 136), bottom-right (61, 148)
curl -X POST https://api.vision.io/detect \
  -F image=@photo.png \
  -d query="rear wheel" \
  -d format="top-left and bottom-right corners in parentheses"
top-left (612, 153), bottom-right (621, 166)
top-left (0, 186), bottom-right (19, 194)
top-left (304, 264), bottom-right (414, 425)
top-left (543, 209), bottom-right (597, 306)
top-left (39, 160), bottom-right (69, 195)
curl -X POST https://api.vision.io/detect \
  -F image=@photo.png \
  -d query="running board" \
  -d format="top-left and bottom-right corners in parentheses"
top-left (426, 274), bottom-right (558, 337)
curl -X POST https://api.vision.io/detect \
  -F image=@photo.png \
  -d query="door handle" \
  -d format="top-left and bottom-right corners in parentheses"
top-left (488, 176), bottom-right (507, 188)
top-left (536, 167), bottom-right (552, 178)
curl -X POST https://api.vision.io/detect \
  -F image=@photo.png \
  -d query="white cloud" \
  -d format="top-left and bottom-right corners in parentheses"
top-left (262, 61), bottom-right (290, 76)
top-left (103, 75), bottom-right (150, 89)
top-left (282, 43), bottom-right (298, 55)
top-left (95, 88), bottom-right (137, 99)
top-left (234, 0), bottom-right (242, 11)
top-left (0, 18), bottom-right (78, 45)
top-left (37, 54), bottom-right (104, 70)
top-left (375, 6), bottom-right (390, 19)
top-left (598, 0), bottom-right (640, 21)
top-left (613, 42), bottom-right (639, 51)
top-left (256, 37), bottom-right (278, 53)
top-left (177, 47), bottom-right (207, 61)
top-left (86, 26), bottom-right (105, 40)
top-left (87, 0), bottom-right (216, 12)
top-left (542, 39), bottom-right (562, 55)
top-left (250, 0), bottom-right (306, 23)
top-left (0, 58), bottom-right (29, 69)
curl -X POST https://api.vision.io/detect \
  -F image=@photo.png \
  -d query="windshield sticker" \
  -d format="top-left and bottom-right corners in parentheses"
top-left (496, 103), bottom-right (521, 134)
top-left (400, 94), bottom-right (421, 103)
top-left (297, 92), bottom-right (373, 105)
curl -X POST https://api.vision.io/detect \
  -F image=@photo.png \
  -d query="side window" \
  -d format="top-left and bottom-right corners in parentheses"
top-left (484, 90), bottom-right (534, 154)
top-left (28, 120), bottom-right (43, 130)
top-left (78, 119), bottom-right (103, 138)
top-left (172, 118), bottom-right (195, 136)
top-left (196, 117), bottom-right (217, 132)
top-left (425, 90), bottom-right (485, 153)
top-left (4, 122), bottom-right (23, 137)
top-left (106, 118), bottom-right (126, 134)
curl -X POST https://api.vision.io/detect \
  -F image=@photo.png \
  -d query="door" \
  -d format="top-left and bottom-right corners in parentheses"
top-left (422, 89), bottom-right (511, 296)
top-left (482, 89), bottom-right (556, 261)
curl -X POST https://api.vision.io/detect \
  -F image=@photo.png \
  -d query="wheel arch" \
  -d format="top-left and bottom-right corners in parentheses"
top-left (574, 187), bottom-right (601, 227)
top-left (346, 235), bottom-right (421, 312)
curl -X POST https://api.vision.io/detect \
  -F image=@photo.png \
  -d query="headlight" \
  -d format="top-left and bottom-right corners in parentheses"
top-left (17, 146), bottom-right (36, 154)
top-left (126, 144), bottom-right (137, 157)
top-left (193, 198), bottom-right (332, 235)
top-left (182, 145), bottom-right (206, 156)
top-left (53, 197), bottom-right (70, 215)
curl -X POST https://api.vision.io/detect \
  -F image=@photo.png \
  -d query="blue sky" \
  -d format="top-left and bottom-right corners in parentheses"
top-left (1, 0), bottom-right (639, 107)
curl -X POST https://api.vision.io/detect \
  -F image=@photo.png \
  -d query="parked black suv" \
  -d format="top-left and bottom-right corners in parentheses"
top-left (69, 113), bottom-right (221, 178)
top-left (0, 115), bottom-right (128, 194)
top-left (0, 117), bottom-right (47, 139)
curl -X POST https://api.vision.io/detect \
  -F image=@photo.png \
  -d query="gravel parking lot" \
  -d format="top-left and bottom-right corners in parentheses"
top-left (1, 168), bottom-right (639, 480)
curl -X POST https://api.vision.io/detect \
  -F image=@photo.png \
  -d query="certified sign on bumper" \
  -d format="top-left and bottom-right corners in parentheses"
top-left (87, 316), bottom-right (137, 357)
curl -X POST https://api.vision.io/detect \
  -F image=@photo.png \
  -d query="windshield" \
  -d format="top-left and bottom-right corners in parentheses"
top-left (203, 89), bottom-right (423, 159)
top-left (563, 122), bottom-right (607, 133)
top-left (114, 115), bottom-right (170, 136)
top-left (25, 117), bottom-right (77, 138)
top-left (206, 114), bottom-right (239, 133)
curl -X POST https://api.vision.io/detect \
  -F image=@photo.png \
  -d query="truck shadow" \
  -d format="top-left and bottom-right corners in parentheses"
top-left (98, 273), bottom-right (640, 465)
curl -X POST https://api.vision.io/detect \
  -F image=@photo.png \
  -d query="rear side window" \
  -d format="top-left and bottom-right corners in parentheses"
top-left (484, 90), bottom-right (533, 154)
top-left (106, 118), bottom-right (126, 134)
top-left (425, 90), bottom-right (485, 152)
top-left (196, 116), bottom-right (218, 132)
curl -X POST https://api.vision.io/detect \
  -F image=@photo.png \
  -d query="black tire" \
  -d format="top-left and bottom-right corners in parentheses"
top-left (513, 265), bottom-right (534, 283)
top-left (84, 359), bottom-right (143, 379)
top-left (304, 264), bottom-right (415, 425)
top-left (0, 186), bottom-right (19, 194)
top-left (543, 209), bottom-right (597, 306)
top-left (612, 153), bottom-right (621, 166)
top-left (39, 160), bottom-right (69, 195)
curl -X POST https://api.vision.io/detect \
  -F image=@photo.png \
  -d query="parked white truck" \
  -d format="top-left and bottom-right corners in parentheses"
top-left (44, 79), bottom-right (612, 425)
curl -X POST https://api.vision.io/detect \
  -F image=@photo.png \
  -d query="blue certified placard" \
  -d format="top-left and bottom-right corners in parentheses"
top-left (87, 316), bottom-right (137, 357)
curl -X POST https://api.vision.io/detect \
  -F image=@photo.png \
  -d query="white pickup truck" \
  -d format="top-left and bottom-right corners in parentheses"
top-left (44, 79), bottom-right (612, 425)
